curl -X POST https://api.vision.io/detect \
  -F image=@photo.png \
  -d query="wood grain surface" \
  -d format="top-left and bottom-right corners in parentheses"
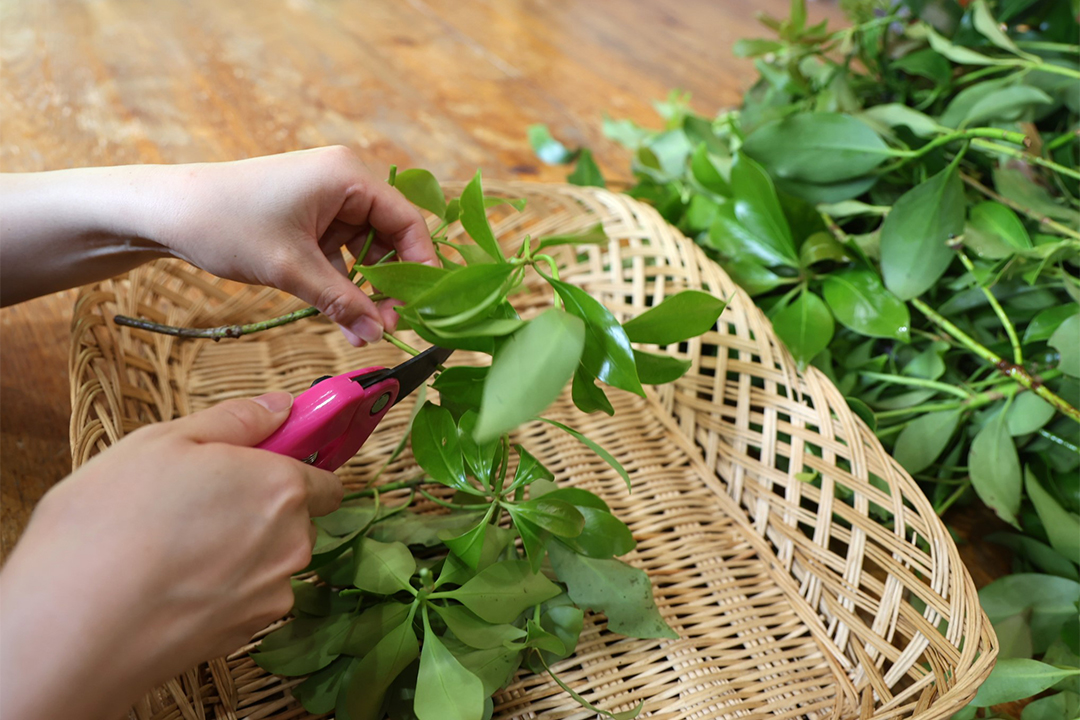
top-left (0, 0), bottom-right (1006, 587)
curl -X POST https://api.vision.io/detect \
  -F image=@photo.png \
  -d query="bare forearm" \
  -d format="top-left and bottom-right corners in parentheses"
top-left (0, 166), bottom-right (174, 306)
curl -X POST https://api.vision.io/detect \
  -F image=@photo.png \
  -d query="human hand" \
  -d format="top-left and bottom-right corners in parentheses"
top-left (153, 146), bottom-right (437, 345)
top-left (0, 393), bottom-right (342, 720)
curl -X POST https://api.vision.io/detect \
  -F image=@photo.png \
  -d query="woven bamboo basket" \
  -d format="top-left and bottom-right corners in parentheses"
top-left (69, 181), bottom-right (995, 720)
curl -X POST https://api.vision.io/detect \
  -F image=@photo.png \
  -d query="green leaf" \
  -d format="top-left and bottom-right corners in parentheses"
top-left (733, 38), bottom-right (785, 57)
top-left (338, 602), bottom-right (413, 657)
top-left (880, 161), bottom-right (964, 300)
top-left (799, 231), bottom-right (850, 266)
top-left (774, 174), bottom-right (878, 204)
top-left (475, 309), bottom-right (586, 442)
top-left (508, 445), bottom-right (555, 490)
top-left (1026, 467), bottom-right (1080, 564)
top-left (995, 166), bottom-right (1080, 224)
top-left (822, 268), bottom-right (911, 341)
top-left (690, 143), bottom-right (731, 196)
top-left (572, 364), bottom-right (615, 416)
top-left (971, 659), bottom-right (1080, 707)
top-left (741, 112), bottom-right (893, 184)
top-left (979, 573), bottom-right (1080, 622)
top-left (892, 47), bottom-right (952, 84)
top-left (961, 85), bottom-right (1053, 127)
top-left (507, 496), bottom-right (585, 538)
top-left (353, 538), bottom-right (417, 594)
top-left (1006, 393), bottom-right (1056, 436)
top-left (411, 402), bottom-right (468, 491)
top-left (252, 614), bottom-right (352, 676)
top-left (1022, 691), bottom-right (1080, 720)
top-left (512, 514), bottom-right (551, 573)
top-left (546, 275), bottom-right (643, 396)
top-left (446, 560), bottom-right (561, 624)
top-left (968, 201), bottom-right (1032, 256)
top-left (568, 149), bottom-right (606, 188)
top-left (633, 349), bottom-right (692, 384)
top-left (337, 613), bottom-right (419, 720)
top-left (558, 506), bottom-right (636, 559)
top-left (442, 513), bottom-right (491, 570)
top-left (528, 124), bottom-right (574, 165)
top-left (433, 604), bottom-right (526, 649)
top-left (540, 418), bottom-right (632, 491)
top-left (316, 501), bottom-right (378, 537)
top-left (971, 0), bottom-right (1039, 60)
top-left (771, 291), bottom-right (834, 369)
top-left (538, 599), bottom-right (585, 664)
top-left (859, 104), bottom-right (945, 138)
top-left (360, 263), bottom-right (450, 304)
top-left (907, 22), bottom-right (1004, 66)
top-left (432, 366), bottom-right (487, 418)
top-left (459, 171), bottom-right (505, 262)
top-left (415, 611), bottom-right (486, 720)
top-left (725, 153), bottom-right (798, 266)
top-left (534, 223), bottom-right (609, 253)
top-left (1025, 305), bottom-right (1079, 343)
top-left (394, 169), bottom-right (447, 218)
top-left (1050, 314), bottom-right (1080, 377)
top-left (295, 656), bottom-right (353, 715)
top-left (454, 645), bottom-right (523, 696)
top-left (602, 115), bottom-right (650, 148)
top-left (408, 263), bottom-right (515, 325)
top-left (621, 290), bottom-right (726, 345)
top-left (548, 542), bottom-right (677, 640)
top-left (372, 510), bottom-right (486, 548)
top-left (969, 413), bottom-right (1023, 527)
top-left (893, 410), bottom-right (961, 475)
top-left (457, 411), bottom-right (498, 488)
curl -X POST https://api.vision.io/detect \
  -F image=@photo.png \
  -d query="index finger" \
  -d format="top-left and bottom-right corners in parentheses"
top-left (336, 163), bottom-right (437, 267)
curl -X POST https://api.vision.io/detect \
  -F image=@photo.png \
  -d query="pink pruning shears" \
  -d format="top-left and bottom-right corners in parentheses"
top-left (256, 345), bottom-right (453, 471)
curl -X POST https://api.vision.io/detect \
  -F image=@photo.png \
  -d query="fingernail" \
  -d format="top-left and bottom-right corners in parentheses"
top-left (340, 326), bottom-right (364, 347)
top-left (253, 392), bottom-right (293, 413)
top-left (353, 316), bottom-right (383, 345)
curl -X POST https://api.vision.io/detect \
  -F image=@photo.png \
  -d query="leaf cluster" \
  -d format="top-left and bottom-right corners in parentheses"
top-left (530, 0), bottom-right (1079, 715)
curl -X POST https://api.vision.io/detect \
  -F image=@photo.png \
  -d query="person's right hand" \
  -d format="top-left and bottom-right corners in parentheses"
top-left (0, 392), bottom-right (343, 720)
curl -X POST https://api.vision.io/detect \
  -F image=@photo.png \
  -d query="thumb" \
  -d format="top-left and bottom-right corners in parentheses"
top-left (170, 393), bottom-right (294, 446)
top-left (282, 254), bottom-right (384, 346)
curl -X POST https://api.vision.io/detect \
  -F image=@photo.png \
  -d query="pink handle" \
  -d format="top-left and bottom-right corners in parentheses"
top-left (256, 367), bottom-right (400, 471)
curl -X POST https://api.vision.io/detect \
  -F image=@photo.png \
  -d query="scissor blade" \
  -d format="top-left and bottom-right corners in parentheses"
top-left (378, 345), bottom-right (454, 405)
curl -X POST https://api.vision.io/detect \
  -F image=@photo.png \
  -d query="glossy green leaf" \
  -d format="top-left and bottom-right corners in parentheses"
top-left (414, 611), bottom-right (486, 720)
top-left (1006, 393), bottom-right (1056, 436)
top-left (969, 413), bottom-right (1023, 527)
top-left (360, 263), bottom-right (450, 304)
top-left (432, 366), bottom-right (487, 418)
top-left (892, 47), bottom-right (951, 83)
top-left (775, 174), bottom-right (878, 204)
top-left (529, 124), bottom-right (574, 165)
top-left (475, 309), bottom-right (586, 442)
top-left (548, 542), bottom-right (677, 640)
top-left (546, 275), bottom-right (643, 396)
top-left (432, 604), bottom-right (526, 650)
top-left (522, 618), bottom-right (567, 655)
top-left (353, 538), bottom-right (416, 595)
top-left (771, 291), bottom-right (834, 368)
top-left (338, 602), bottom-right (412, 658)
top-left (409, 263), bottom-right (515, 322)
top-left (512, 514), bottom-right (550, 574)
top-left (371, 509), bottom-right (485, 548)
top-left (316, 501), bottom-right (378, 537)
top-left (968, 201), bottom-right (1032, 256)
top-left (538, 600), bottom-right (585, 665)
top-left (446, 560), bottom-right (561, 624)
top-left (880, 161), bottom-right (964, 300)
top-left (633, 349), bottom-right (692, 384)
top-left (893, 410), bottom-right (961, 475)
top-left (540, 418), bottom-right (632, 491)
top-left (454, 645), bottom-right (523, 696)
top-left (690, 143), bottom-right (731, 196)
top-left (457, 411), bottom-right (499, 488)
top-left (822, 268), bottom-right (911, 341)
top-left (725, 153), bottom-right (798, 265)
top-left (337, 613), bottom-right (419, 720)
top-left (979, 573), bottom-right (1080, 623)
top-left (572, 364), bottom-right (615, 416)
top-left (799, 231), bottom-right (850, 266)
top-left (1025, 305), bottom-right (1079, 343)
top-left (907, 22), bottom-right (1003, 66)
top-left (534, 223), bottom-right (609, 252)
top-left (1026, 467), bottom-right (1080, 564)
top-left (558, 506), bottom-right (636, 559)
top-left (459, 171), bottom-right (506, 262)
top-left (741, 112), bottom-right (893, 184)
top-left (971, 659), bottom-right (1080, 707)
top-left (508, 445), bottom-right (555, 491)
top-left (443, 513), bottom-right (491, 570)
top-left (971, 0), bottom-right (1039, 59)
top-left (621, 290), bottom-right (726, 345)
top-left (1049, 314), bottom-right (1080, 377)
top-left (411, 402), bottom-right (468, 490)
top-left (995, 166), bottom-right (1080, 224)
top-left (961, 85), bottom-right (1053, 127)
top-left (859, 104), bottom-right (944, 138)
top-left (252, 614), bottom-right (352, 676)
top-left (295, 656), bottom-right (353, 715)
top-left (568, 148), bottom-right (606, 188)
top-left (507, 496), bottom-right (585, 538)
top-left (395, 169), bottom-right (447, 218)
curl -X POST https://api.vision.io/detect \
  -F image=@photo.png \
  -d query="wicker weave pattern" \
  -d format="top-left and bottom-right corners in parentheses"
top-left (69, 182), bottom-right (995, 720)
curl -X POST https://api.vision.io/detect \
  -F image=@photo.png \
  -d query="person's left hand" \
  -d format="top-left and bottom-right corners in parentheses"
top-left (151, 146), bottom-right (437, 346)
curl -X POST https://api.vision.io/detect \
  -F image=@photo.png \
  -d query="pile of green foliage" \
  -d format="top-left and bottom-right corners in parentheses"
top-left (122, 169), bottom-right (726, 719)
top-left (530, 0), bottom-right (1079, 717)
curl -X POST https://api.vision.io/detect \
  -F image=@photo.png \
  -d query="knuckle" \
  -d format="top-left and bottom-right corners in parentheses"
top-left (270, 465), bottom-right (309, 510)
top-left (313, 285), bottom-right (352, 323)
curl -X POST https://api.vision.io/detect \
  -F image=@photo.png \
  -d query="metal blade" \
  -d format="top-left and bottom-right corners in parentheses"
top-left (355, 345), bottom-right (454, 405)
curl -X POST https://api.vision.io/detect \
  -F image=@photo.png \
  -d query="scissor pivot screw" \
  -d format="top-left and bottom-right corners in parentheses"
top-left (370, 393), bottom-right (391, 414)
top-left (310, 375), bottom-right (333, 388)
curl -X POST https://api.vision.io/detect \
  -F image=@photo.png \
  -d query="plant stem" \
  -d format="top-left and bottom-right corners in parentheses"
top-left (859, 371), bottom-right (971, 399)
top-left (1019, 60), bottom-right (1080, 81)
top-left (382, 331), bottom-right (421, 357)
top-left (912, 298), bottom-right (1080, 423)
top-left (114, 306), bottom-right (320, 339)
top-left (935, 480), bottom-right (972, 516)
top-left (1038, 428), bottom-right (1080, 453)
top-left (971, 138), bottom-right (1080, 181)
top-left (954, 249), bottom-right (1023, 365)
top-left (342, 475), bottom-right (427, 501)
top-left (893, 127), bottom-right (1028, 161)
top-left (1044, 130), bottom-right (1078, 154)
top-left (960, 173), bottom-right (1080, 241)
top-left (417, 487), bottom-right (480, 511)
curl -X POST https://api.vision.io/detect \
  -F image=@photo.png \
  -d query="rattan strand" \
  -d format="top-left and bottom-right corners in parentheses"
top-left (68, 182), bottom-right (995, 720)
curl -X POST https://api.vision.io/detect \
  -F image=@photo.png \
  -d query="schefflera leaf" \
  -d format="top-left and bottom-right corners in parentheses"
top-left (474, 308), bottom-right (586, 442)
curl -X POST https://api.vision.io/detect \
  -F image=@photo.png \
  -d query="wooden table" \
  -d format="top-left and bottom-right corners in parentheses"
top-left (2, 0), bottom-right (1004, 586)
